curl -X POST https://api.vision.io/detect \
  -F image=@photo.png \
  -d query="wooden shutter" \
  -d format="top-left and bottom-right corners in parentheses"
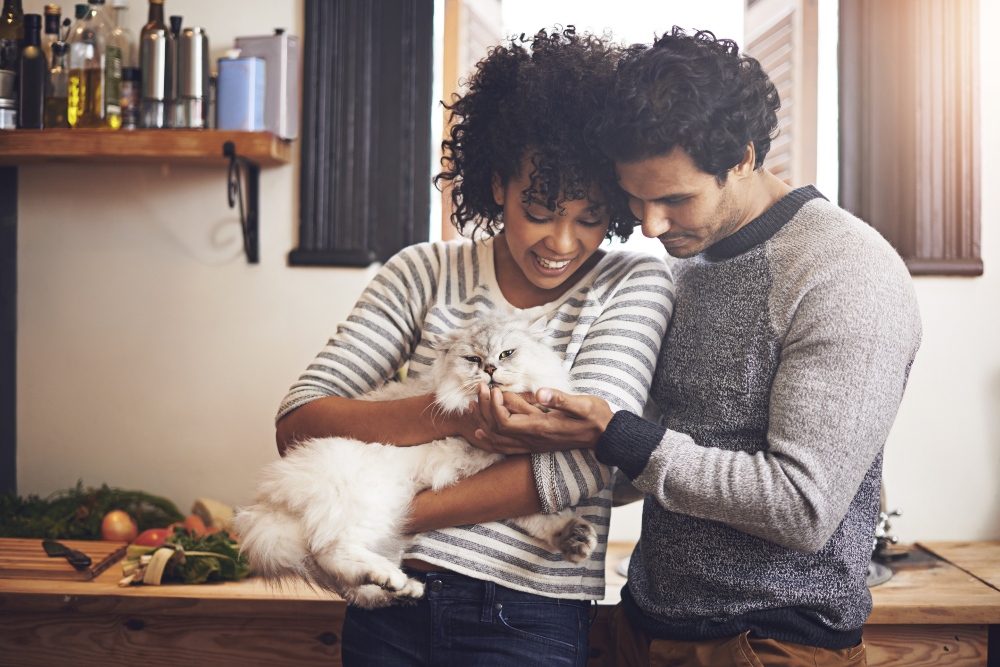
top-left (840, 0), bottom-right (981, 276)
top-left (744, 0), bottom-right (818, 187)
top-left (291, 0), bottom-right (434, 267)
top-left (439, 0), bottom-right (502, 240)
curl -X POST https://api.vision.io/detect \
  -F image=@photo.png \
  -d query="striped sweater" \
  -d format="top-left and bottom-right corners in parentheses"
top-left (277, 237), bottom-right (674, 599)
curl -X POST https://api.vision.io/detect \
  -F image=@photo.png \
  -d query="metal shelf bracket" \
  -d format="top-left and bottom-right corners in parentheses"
top-left (223, 141), bottom-right (260, 264)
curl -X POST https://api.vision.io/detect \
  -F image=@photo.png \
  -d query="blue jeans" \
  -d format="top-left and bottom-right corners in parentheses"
top-left (341, 567), bottom-right (593, 666)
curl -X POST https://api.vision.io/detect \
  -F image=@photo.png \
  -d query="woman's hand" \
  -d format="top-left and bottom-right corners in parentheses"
top-left (470, 383), bottom-right (614, 455)
top-left (439, 402), bottom-right (492, 449)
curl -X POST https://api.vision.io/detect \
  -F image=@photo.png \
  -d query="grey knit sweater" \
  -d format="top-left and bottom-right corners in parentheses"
top-left (596, 186), bottom-right (922, 648)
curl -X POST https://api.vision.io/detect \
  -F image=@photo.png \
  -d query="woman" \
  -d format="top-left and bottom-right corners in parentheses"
top-left (275, 28), bottom-right (674, 666)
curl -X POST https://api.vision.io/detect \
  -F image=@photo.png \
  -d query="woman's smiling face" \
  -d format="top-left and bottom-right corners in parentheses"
top-left (492, 157), bottom-right (611, 301)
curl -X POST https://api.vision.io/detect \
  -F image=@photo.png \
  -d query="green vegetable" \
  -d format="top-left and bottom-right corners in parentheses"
top-left (121, 526), bottom-right (251, 585)
top-left (0, 481), bottom-right (185, 540)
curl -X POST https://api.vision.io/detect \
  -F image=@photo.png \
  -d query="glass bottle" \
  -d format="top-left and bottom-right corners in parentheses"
top-left (69, 0), bottom-right (120, 128)
top-left (17, 13), bottom-right (43, 128)
top-left (66, 1), bottom-right (97, 127)
top-left (111, 0), bottom-right (134, 67)
top-left (44, 41), bottom-right (69, 127)
top-left (0, 0), bottom-right (24, 82)
top-left (42, 4), bottom-right (60, 66)
top-left (139, 0), bottom-right (172, 128)
top-left (111, 0), bottom-right (135, 127)
top-left (90, 0), bottom-right (121, 128)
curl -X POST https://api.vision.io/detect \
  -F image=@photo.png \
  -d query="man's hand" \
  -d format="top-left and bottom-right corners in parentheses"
top-left (470, 383), bottom-right (614, 455)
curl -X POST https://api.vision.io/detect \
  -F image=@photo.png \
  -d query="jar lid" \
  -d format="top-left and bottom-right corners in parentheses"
top-left (0, 98), bottom-right (17, 109)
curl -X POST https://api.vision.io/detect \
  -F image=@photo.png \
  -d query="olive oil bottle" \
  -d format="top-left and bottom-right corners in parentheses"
top-left (44, 41), bottom-right (69, 127)
top-left (67, 0), bottom-right (120, 128)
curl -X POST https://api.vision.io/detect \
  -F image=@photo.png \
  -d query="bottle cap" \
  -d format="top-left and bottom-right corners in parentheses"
top-left (74, 4), bottom-right (88, 18)
top-left (169, 15), bottom-right (182, 35)
top-left (24, 14), bottom-right (42, 30)
top-left (52, 41), bottom-right (68, 55)
top-left (44, 4), bottom-right (61, 15)
top-left (122, 66), bottom-right (140, 82)
top-left (112, 0), bottom-right (128, 6)
top-left (88, 0), bottom-right (106, 5)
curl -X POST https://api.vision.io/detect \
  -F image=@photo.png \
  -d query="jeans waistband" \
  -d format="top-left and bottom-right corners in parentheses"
top-left (401, 566), bottom-right (591, 608)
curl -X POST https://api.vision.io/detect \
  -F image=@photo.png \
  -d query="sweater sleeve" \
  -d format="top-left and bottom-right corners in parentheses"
top-left (600, 233), bottom-right (922, 553)
top-left (275, 243), bottom-right (442, 422)
top-left (532, 253), bottom-right (675, 513)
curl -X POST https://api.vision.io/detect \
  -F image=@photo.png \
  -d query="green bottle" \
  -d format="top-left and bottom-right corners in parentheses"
top-left (0, 0), bottom-right (24, 79)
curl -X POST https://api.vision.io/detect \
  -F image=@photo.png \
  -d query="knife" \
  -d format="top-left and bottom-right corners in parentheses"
top-left (42, 540), bottom-right (93, 570)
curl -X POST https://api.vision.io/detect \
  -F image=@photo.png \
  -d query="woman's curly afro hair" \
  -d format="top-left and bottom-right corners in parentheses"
top-left (435, 27), bottom-right (635, 240)
top-left (594, 26), bottom-right (780, 182)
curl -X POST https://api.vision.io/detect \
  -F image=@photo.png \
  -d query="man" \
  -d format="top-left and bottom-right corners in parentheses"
top-left (472, 27), bottom-right (922, 666)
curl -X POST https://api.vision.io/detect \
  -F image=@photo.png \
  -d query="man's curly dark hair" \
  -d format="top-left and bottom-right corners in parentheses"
top-left (594, 26), bottom-right (780, 183)
top-left (435, 28), bottom-right (636, 240)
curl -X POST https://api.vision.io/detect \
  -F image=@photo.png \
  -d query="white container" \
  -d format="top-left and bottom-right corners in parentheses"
top-left (234, 30), bottom-right (300, 140)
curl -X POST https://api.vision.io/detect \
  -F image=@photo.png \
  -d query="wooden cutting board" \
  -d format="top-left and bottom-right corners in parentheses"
top-left (0, 538), bottom-right (128, 581)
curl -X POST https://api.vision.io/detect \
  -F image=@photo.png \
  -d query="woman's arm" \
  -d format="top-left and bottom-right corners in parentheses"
top-left (276, 394), bottom-right (481, 455)
top-left (275, 243), bottom-right (459, 455)
top-left (404, 455), bottom-right (541, 533)
top-left (526, 254), bottom-right (674, 513)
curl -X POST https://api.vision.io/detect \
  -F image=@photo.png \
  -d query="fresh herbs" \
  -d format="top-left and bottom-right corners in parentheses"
top-left (0, 481), bottom-right (185, 539)
top-left (121, 526), bottom-right (251, 585)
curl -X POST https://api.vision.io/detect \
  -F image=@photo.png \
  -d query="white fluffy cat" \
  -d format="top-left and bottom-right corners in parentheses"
top-left (233, 312), bottom-right (598, 609)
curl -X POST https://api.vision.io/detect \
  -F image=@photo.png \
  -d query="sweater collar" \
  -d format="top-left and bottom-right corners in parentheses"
top-left (704, 185), bottom-right (826, 260)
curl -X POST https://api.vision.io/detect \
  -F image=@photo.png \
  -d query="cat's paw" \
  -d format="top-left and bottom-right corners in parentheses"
top-left (556, 517), bottom-right (598, 563)
top-left (363, 565), bottom-right (410, 593)
top-left (392, 577), bottom-right (425, 603)
top-left (346, 585), bottom-right (395, 609)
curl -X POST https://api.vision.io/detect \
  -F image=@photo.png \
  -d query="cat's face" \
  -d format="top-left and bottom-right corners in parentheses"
top-left (430, 313), bottom-right (567, 413)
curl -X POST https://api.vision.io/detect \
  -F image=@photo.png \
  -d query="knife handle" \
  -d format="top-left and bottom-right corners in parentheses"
top-left (65, 549), bottom-right (93, 569)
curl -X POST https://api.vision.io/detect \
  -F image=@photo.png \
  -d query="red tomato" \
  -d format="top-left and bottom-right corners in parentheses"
top-left (134, 528), bottom-right (170, 547)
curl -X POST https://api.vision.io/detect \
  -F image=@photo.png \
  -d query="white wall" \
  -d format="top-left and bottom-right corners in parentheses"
top-left (884, 0), bottom-right (1000, 542)
top-left (15, 0), bottom-right (381, 513)
top-left (14, 0), bottom-right (1000, 546)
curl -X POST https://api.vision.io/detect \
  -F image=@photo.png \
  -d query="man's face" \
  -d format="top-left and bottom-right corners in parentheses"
top-left (616, 147), bottom-right (749, 258)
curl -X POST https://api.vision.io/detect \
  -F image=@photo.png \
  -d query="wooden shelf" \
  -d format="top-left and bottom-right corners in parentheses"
top-left (0, 129), bottom-right (292, 167)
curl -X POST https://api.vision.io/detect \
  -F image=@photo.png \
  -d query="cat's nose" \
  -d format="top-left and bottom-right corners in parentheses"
top-left (484, 364), bottom-right (496, 376)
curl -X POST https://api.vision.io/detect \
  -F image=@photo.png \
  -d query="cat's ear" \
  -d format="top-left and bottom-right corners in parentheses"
top-left (526, 316), bottom-right (549, 341)
top-left (423, 328), bottom-right (459, 352)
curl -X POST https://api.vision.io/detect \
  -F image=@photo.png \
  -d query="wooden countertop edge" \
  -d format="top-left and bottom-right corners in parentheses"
top-left (3, 542), bottom-right (1000, 625)
top-left (918, 540), bottom-right (1000, 594)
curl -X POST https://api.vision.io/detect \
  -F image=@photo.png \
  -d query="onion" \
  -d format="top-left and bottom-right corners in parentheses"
top-left (101, 510), bottom-right (139, 542)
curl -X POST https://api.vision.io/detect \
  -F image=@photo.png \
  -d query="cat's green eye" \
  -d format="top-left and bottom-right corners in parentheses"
top-left (464, 356), bottom-right (482, 365)
top-left (499, 349), bottom-right (514, 360)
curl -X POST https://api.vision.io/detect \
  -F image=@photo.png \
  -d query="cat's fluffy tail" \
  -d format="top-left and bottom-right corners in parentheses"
top-left (231, 502), bottom-right (312, 584)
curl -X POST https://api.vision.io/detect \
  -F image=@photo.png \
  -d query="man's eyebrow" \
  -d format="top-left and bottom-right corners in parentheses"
top-left (654, 192), bottom-right (692, 203)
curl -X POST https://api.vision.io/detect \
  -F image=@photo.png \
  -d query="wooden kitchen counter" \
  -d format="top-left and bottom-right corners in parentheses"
top-left (1, 541), bottom-right (999, 666)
